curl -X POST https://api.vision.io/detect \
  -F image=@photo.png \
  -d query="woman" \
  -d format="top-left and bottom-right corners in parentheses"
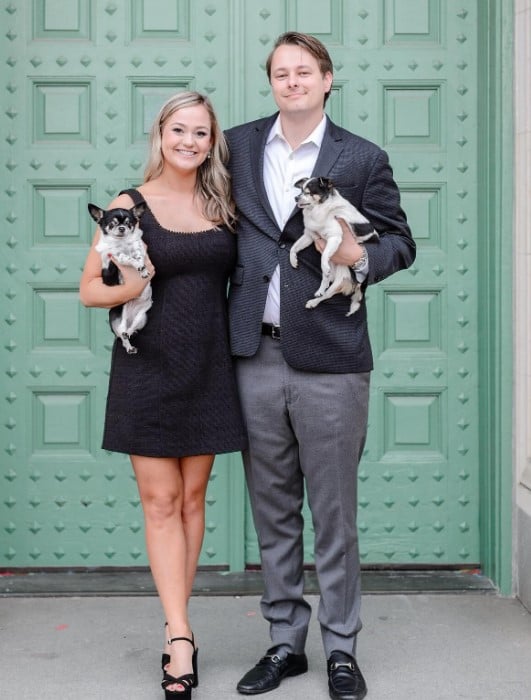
top-left (79, 92), bottom-right (247, 699)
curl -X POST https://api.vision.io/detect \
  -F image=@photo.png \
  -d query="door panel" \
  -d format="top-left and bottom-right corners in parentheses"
top-left (1, 0), bottom-right (480, 569)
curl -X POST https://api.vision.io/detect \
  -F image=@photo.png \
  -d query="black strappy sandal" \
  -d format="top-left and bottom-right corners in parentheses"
top-left (161, 626), bottom-right (198, 688)
top-left (161, 636), bottom-right (197, 699)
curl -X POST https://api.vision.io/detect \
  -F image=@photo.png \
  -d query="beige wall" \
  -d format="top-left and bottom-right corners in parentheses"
top-left (514, 0), bottom-right (531, 609)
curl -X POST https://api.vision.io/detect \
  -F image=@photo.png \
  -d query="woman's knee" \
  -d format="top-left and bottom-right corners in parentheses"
top-left (142, 490), bottom-right (182, 525)
top-left (181, 487), bottom-right (206, 523)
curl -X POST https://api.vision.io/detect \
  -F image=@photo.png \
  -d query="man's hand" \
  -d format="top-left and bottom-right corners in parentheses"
top-left (313, 217), bottom-right (364, 266)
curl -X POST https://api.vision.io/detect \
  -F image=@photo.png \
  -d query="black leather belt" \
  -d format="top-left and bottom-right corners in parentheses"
top-left (261, 323), bottom-right (281, 339)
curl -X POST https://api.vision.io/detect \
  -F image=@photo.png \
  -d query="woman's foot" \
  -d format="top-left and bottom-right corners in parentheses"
top-left (162, 624), bottom-right (198, 687)
top-left (165, 632), bottom-right (195, 693)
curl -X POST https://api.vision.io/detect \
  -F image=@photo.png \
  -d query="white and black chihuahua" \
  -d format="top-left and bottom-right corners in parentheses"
top-left (290, 176), bottom-right (379, 316)
top-left (88, 202), bottom-right (152, 354)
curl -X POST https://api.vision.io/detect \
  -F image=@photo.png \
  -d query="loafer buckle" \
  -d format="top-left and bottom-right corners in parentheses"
top-left (330, 661), bottom-right (355, 671)
top-left (266, 654), bottom-right (282, 664)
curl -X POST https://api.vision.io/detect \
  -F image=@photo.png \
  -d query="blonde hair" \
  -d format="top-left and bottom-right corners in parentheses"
top-left (144, 91), bottom-right (236, 231)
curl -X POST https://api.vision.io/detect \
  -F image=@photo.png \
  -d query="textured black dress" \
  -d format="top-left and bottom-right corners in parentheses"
top-left (101, 188), bottom-right (247, 458)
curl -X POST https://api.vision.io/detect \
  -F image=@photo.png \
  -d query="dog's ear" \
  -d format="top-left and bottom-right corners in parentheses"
top-left (132, 202), bottom-right (147, 221)
top-left (318, 177), bottom-right (334, 191)
top-left (88, 203), bottom-right (104, 223)
top-left (294, 178), bottom-right (308, 190)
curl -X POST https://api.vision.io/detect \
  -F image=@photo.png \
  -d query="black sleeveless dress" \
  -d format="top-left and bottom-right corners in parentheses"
top-left (101, 188), bottom-right (247, 458)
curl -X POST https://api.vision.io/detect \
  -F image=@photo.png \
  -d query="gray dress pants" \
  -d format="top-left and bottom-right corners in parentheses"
top-left (235, 336), bottom-right (370, 657)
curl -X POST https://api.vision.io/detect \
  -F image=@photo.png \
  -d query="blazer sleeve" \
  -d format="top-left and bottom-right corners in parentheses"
top-left (360, 149), bottom-right (416, 285)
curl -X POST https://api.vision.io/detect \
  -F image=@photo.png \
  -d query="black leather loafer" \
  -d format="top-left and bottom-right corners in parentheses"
top-left (327, 650), bottom-right (367, 700)
top-left (237, 646), bottom-right (308, 695)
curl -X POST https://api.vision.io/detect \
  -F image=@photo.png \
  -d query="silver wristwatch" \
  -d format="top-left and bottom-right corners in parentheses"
top-left (351, 244), bottom-right (368, 271)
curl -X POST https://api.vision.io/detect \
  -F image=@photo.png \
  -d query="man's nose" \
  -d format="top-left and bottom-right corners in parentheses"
top-left (287, 72), bottom-right (299, 87)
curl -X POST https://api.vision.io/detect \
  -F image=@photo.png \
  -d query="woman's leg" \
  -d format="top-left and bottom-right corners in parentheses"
top-left (131, 453), bottom-right (213, 690)
top-left (180, 454), bottom-right (215, 597)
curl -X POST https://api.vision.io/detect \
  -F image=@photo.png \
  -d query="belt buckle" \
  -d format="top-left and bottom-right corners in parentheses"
top-left (270, 325), bottom-right (280, 340)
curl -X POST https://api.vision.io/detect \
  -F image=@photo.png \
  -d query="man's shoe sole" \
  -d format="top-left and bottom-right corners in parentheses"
top-left (328, 686), bottom-right (367, 700)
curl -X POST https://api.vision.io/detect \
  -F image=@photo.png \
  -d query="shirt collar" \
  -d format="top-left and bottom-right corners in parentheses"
top-left (266, 114), bottom-right (327, 148)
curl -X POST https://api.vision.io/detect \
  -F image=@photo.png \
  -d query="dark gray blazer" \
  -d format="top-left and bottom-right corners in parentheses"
top-left (225, 114), bottom-right (416, 374)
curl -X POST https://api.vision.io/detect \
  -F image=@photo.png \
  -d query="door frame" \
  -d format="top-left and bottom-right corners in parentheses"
top-left (477, 0), bottom-right (513, 595)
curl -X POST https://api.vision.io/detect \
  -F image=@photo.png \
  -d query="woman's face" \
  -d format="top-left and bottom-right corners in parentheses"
top-left (160, 104), bottom-right (213, 173)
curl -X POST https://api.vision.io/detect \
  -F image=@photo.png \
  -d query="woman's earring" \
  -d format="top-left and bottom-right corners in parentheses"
top-left (207, 152), bottom-right (211, 159)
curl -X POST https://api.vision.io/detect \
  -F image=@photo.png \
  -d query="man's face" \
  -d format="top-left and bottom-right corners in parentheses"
top-left (269, 44), bottom-right (333, 118)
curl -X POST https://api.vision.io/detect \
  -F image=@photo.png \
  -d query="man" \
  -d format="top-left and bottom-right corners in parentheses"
top-left (226, 32), bottom-right (415, 700)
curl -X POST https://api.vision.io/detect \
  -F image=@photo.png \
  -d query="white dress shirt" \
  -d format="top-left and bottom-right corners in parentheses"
top-left (262, 115), bottom-right (367, 325)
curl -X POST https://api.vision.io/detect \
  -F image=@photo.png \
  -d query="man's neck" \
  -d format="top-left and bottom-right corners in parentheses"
top-left (279, 110), bottom-right (325, 150)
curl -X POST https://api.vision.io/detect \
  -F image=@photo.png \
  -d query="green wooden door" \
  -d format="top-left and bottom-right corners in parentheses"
top-left (1, 0), bottom-right (480, 570)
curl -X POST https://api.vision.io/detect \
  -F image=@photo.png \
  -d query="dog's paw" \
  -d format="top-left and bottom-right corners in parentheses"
top-left (126, 346), bottom-right (138, 354)
top-left (305, 298), bottom-right (320, 309)
top-left (289, 254), bottom-right (299, 268)
top-left (139, 267), bottom-right (149, 278)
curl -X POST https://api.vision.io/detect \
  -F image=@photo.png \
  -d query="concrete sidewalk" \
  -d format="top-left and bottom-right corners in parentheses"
top-left (1, 593), bottom-right (531, 699)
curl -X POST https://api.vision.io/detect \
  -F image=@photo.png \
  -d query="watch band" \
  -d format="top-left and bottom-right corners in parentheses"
top-left (352, 244), bottom-right (368, 271)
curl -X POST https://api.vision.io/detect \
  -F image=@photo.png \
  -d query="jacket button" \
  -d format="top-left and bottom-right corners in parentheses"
top-left (263, 275), bottom-right (270, 282)
top-left (279, 242), bottom-right (286, 249)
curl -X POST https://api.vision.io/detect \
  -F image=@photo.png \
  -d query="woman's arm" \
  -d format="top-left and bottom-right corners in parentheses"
top-left (79, 193), bottom-right (154, 308)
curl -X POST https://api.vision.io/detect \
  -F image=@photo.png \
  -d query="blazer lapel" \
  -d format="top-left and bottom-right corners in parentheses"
top-left (285, 116), bottom-right (344, 225)
top-left (311, 117), bottom-right (344, 176)
top-left (249, 114), bottom-right (281, 234)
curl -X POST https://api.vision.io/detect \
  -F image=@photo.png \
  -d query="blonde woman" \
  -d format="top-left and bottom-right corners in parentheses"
top-left (80, 92), bottom-right (246, 699)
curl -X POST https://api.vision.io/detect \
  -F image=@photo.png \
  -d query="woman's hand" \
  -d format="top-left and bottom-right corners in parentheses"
top-left (113, 251), bottom-right (155, 299)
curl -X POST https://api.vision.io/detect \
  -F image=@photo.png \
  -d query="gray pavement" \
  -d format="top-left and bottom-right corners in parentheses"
top-left (1, 593), bottom-right (531, 699)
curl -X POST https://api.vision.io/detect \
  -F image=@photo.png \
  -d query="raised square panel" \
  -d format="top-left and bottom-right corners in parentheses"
top-left (32, 80), bottom-right (93, 144)
top-left (399, 184), bottom-right (444, 249)
top-left (325, 82), bottom-right (345, 126)
top-left (32, 288), bottom-right (90, 349)
top-left (381, 390), bottom-right (446, 461)
top-left (382, 83), bottom-right (442, 147)
top-left (33, 0), bottom-right (91, 39)
top-left (31, 390), bottom-right (90, 454)
top-left (384, 0), bottom-right (442, 45)
top-left (383, 290), bottom-right (442, 350)
top-left (131, 0), bottom-right (190, 40)
top-left (32, 182), bottom-right (95, 246)
top-left (130, 79), bottom-right (192, 144)
top-left (287, 0), bottom-right (341, 43)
